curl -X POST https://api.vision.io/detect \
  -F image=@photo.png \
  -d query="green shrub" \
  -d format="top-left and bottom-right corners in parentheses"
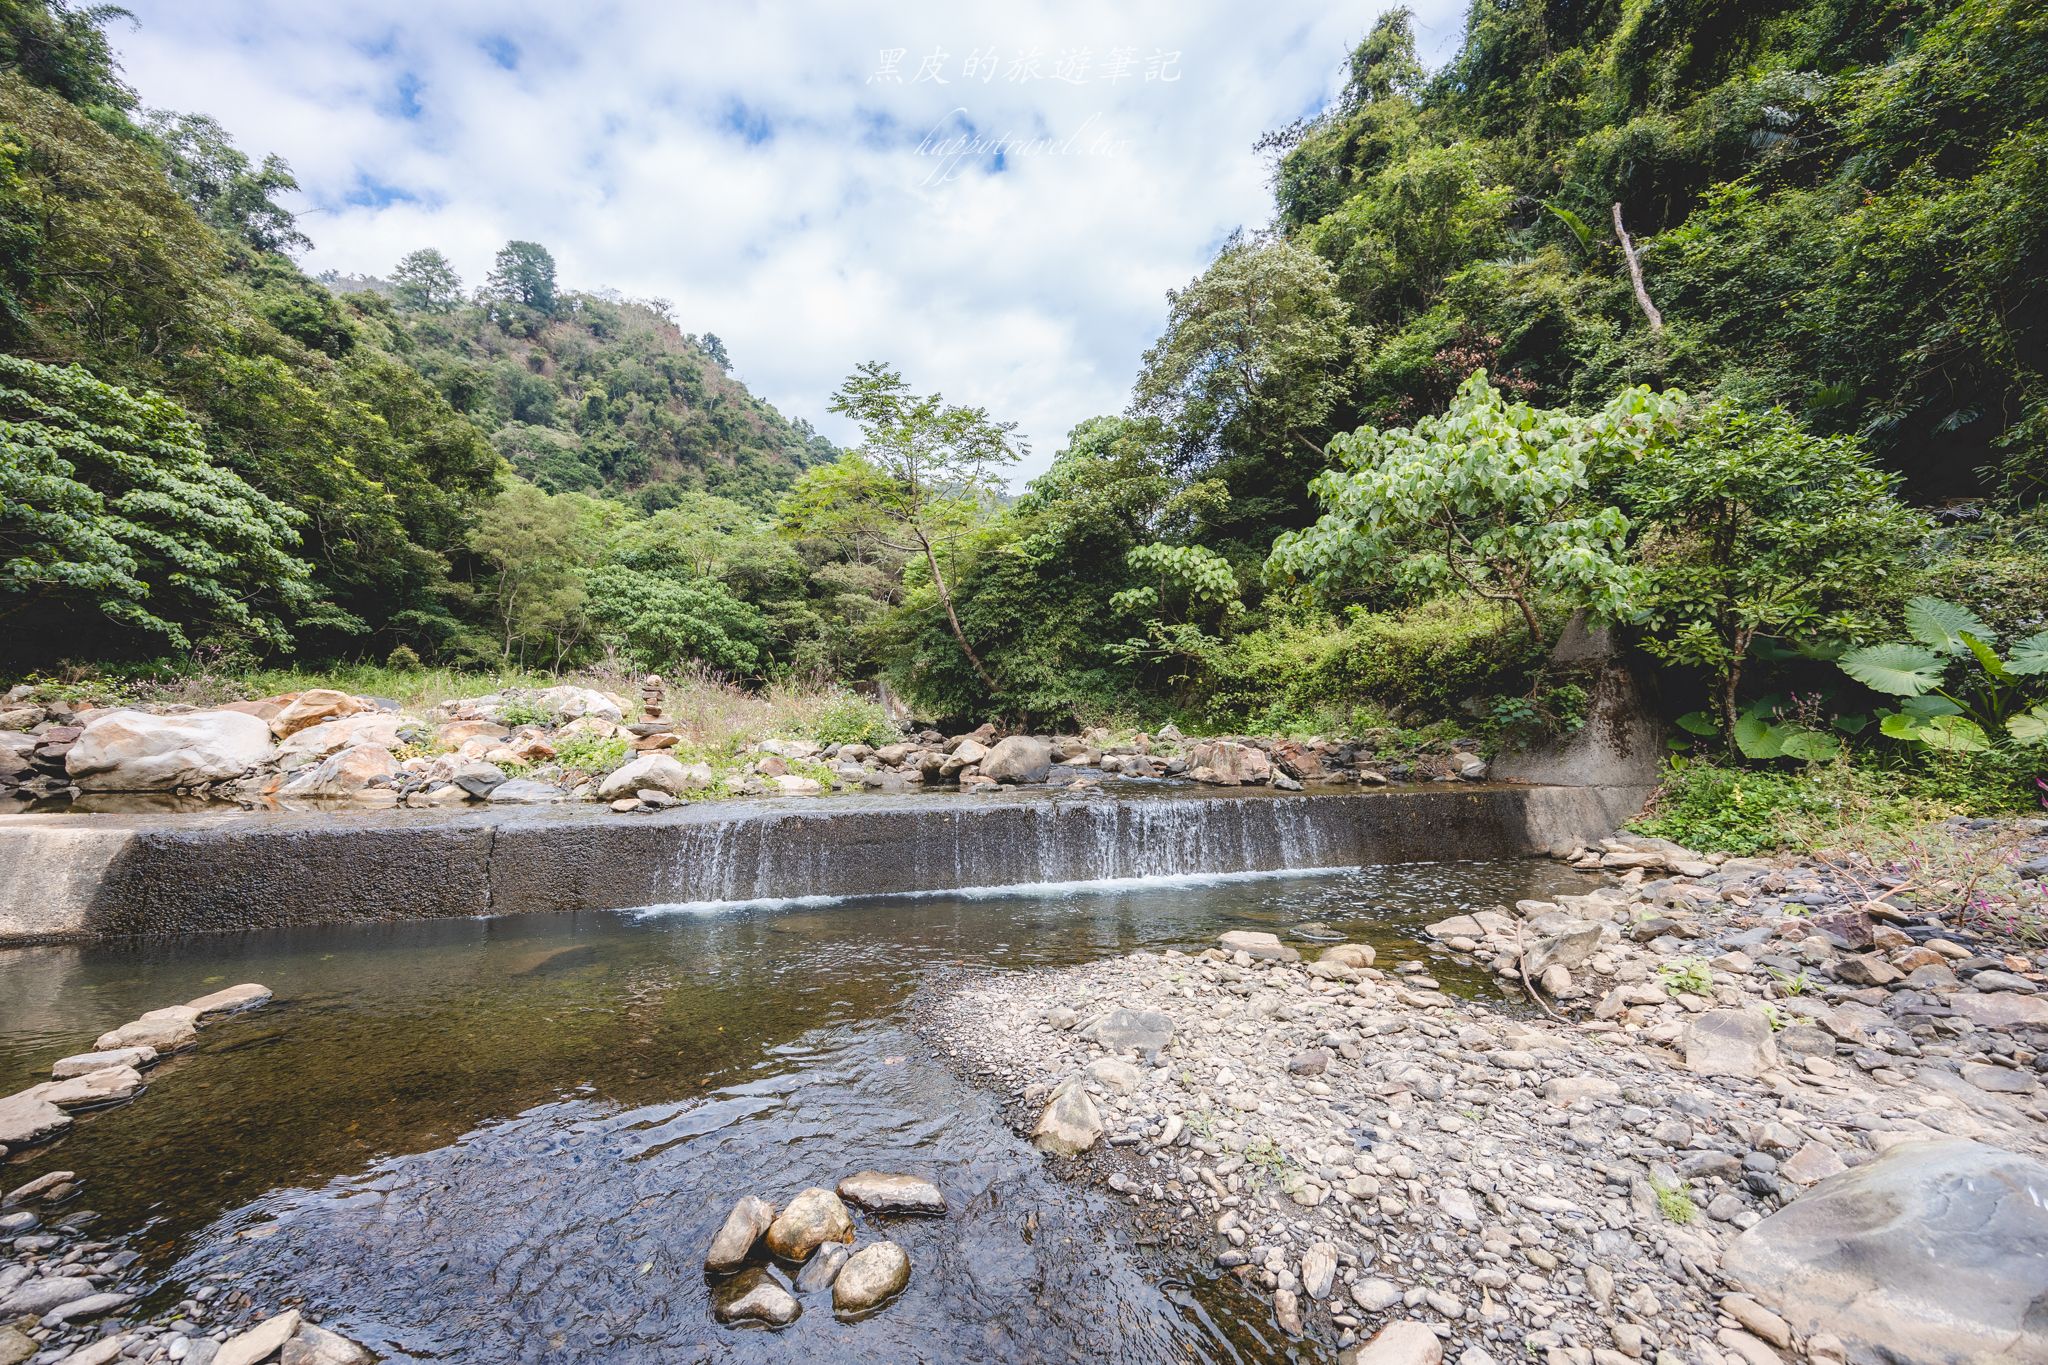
top-left (804, 693), bottom-right (900, 747)
top-left (1194, 596), bottom-right (1551, 734)
top-left (384, 644), bottom-right (424, 671)
top-left (552, 734), bottom-right (629, 774)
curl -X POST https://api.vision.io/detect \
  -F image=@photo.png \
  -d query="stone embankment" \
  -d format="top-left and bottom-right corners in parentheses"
top-left (924, 822), bottom-right (2048, 1365)
top-left (1, 681), bottom-right (1492, 810)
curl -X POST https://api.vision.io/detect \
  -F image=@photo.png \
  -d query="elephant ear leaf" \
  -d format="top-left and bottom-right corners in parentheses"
top-left (1734, 714), bottom-right (1784, 759)
top-left (1962, 631), bottom-right (2010, 682)
top-left (1838, 643), bottom-right (1947, 696)
top-left (1778, 728), bottom-right (1841, 762)
top-left (1917, 715), bottom-right (1990, 752)
top-left (1675, 710), bottom-right (1719, 736)
top-left (1903, 596), bottom-right (1994, 654)
top-left (2005, 629), bottom-right (2048, 677)
top-left (2008, 704), bottom-right (2048, 746)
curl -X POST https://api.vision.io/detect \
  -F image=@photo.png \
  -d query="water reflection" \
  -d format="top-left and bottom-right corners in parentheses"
top-left (0, 860), bottom-right (1594, 1362)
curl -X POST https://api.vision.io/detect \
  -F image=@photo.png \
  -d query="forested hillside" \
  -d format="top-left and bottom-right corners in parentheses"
top-left (0, 0), bottom-right (831, 668)
top-left (323, 267), bottom-right (835, 511)
top-left (3, 0), bottom-right (2046, 821)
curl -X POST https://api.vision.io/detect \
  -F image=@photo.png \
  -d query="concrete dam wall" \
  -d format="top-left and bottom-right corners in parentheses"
top-left (0, 784), bottom-right (1643, 944)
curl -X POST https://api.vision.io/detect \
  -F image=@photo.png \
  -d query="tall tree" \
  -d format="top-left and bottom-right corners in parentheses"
top-left (811, 361), bottom-right (1023, 692)
top-left (484, 239), bottom-right (557, 314)
top-left (144, 111), bottom-right (308, 254)
top-left (391, 248), bottom-right (463, 313)
top-left (1131, 236), bottom-right (1361, 544)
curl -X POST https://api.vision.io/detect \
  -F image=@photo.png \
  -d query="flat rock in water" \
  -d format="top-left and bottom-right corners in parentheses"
top-left (94, 1015), bottom-right (197, 1053)
top-left (832, 1241), bottom-right (911, 1314)
top-left (763, 1188), bottom-right (854, 1261)
top-left (51, 1046), bottom-right (155, 1078)
top-left (711, 1267), bottom-right (800, 1326)
top-left (1219, 930), bottom-right (1299, 963)
top-left (280, 1323), bottom-right (375, 1365)
top-left (1723, 1139), bottom-right (2048, 1364)
top-left (705, 1195), bottom-right (776, 1272)
top-left (1321, 943), bottom-right (1376, 969)
top-left (29, 1064), bottom-right (142, 1109)
top-left (1031, 1081), bottom-right (1103, 1156)
top-left (216, 1311), bottom-right (303, 1365)
top-left (41, 1290), bottom-right (133, 1326)
top-left (188, 983), bottom-right (272, 1016)
top-left (835, 1171), bottom-right (946, 1215)
top-left (0, 1092), bottom-right (71, 1148)
top-left (794, 1241), bottom-right (850, 1294)
top-left (0, 1274), bottom-right (95, 1316)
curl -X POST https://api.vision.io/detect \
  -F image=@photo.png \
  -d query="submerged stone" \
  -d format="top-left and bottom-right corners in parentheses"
top-left (835, 1171), bottom-right (946, 1215)
top-left (832, 1241), bottom-right (911, 1314)
top-left (794, 1241), bottom-right (850, 1293)
top-left (763, 1188), bottom-right (854, 1261)
top-left (711, 1267), bottom-right (800, 1327)
top-left (705, 1195), bottom-right (775, 1272)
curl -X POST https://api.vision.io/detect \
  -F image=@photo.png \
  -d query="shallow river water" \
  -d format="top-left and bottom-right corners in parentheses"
top-left (0, 859), bottom-right (1592, 1363)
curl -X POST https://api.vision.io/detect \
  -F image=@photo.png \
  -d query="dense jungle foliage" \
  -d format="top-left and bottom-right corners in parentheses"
top-left (2, 0), bottom-right (2045, 814)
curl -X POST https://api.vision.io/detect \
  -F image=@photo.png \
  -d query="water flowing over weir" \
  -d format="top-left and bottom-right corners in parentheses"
top-left (0, 783), bottom-right (1640, 941)
top-left (655, 792), bottom-right (1367, 906)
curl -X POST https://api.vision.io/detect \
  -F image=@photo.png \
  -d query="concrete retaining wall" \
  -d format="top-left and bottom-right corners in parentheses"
top-left (0, 784), bottom-right (1637, 944)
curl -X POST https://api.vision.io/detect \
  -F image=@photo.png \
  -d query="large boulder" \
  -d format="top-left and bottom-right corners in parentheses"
top-left (277, 712), bottom-right (410, 760)
top-left (276, 744), bottom-right (398, 799)
top-left (595, 754), bottom-right (709, 801)
top-left (67, 710), bottom-right (272, 791)
top-left (267, 689), bottom-right (371, 738)
top-left (1187, 740), bottom-right (1271, 786)
top-left (980, 736), bottom-right (1051, 784)
top-left (1723, 1140), bottom-right (2048, 1364)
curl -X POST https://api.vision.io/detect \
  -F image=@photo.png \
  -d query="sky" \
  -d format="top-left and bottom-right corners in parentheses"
top-left (110, 1), bottom-right (1464, 481)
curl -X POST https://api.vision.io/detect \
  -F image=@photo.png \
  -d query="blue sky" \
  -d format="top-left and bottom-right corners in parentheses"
top-left (113, 1), bottom-right (1464, 480)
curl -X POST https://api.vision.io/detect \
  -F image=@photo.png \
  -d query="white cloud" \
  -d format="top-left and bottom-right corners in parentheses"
top-left (110, 0), bottom-right (1463, 480)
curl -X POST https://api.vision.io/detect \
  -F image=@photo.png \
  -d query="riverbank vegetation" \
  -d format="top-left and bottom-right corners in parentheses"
top-left (3, 0), bottom-right (2046, 838)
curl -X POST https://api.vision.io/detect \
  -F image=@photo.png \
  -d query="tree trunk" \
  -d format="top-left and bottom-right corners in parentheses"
top-left (921, 533), bottom-right (998, 694)
top-left (1612, 203), bottom-right (1664, 334)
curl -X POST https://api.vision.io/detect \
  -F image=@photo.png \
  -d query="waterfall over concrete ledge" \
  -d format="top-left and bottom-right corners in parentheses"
top-left (0, 785), bottom-right (1635, 944)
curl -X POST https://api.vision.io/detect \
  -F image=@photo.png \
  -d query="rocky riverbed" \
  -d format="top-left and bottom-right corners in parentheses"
top-left (922, 823), bottom-right (2048, 1365)
top-left (1, 681), bottom-right (1489, 811)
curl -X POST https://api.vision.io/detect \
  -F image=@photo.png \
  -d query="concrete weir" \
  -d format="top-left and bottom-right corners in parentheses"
top-left (0, 783), bottom-right (1644, 944)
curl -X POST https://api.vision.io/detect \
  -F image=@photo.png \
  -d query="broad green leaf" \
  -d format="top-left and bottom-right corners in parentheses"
top-left (1961, 631), bottom-right (2010, 682)
top-left (1917, 715), bottom-right (1990, 752)
top-left (1734, 714), bottom-right (1784, 759)
top-left (1778, 729), bottom-right (1841, 762)
top-left (1837, 643), bottom-right (1947, 696)
top-left (1903, 596), bottom-right (1994, 653)
top-left (1900, 693), bottom-right (1963, 718)
top-left (1830, 712), bottom-right (1870, 735)
top-left (2008, 705), bottom-right (2048, 746)
top-left (1878, 711), bottom-right (1926, 743)
top-left (2006, 630), bottom-right (2048, 677)
top-left (1675, 710), bottom-right (1718, 737)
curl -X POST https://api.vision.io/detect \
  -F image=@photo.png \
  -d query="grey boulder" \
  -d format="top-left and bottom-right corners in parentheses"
top-left (1723, 1139), bottom-right (2048, 1364)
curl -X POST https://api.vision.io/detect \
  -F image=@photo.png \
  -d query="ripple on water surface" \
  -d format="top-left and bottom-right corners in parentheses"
top-left (0, 859), bottom-right (1595, 1363)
